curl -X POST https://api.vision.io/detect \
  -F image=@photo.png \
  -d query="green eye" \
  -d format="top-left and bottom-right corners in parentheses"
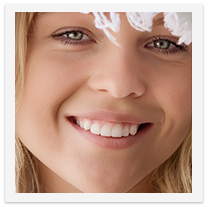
top-left (145, 37), bottom-right (188, 55)
top-left (154, 40), bottom-right (170, 49)
top-left (51, 28), bottom-right (93, 46)
top-left (66, 31), bottom-right (84, 40)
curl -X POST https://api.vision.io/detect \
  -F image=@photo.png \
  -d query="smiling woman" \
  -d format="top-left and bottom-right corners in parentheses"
top-left (15, 12), bottom-right (192, 193)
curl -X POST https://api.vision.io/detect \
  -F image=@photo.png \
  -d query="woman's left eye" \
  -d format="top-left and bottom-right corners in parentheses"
top-left (151, 39), bottom-right (174, 49)
top-left (146, 37), bottom-right (187, 55)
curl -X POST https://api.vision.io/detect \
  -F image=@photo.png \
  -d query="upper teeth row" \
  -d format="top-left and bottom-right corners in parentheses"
top-left (76, 119), bottom-right (139, 137)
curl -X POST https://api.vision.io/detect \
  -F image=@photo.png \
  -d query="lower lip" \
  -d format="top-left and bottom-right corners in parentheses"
top-left (67, 118), bottom-right (152, 150)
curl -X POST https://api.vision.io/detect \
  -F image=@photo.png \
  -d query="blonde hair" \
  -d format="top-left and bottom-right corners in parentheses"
top-left (15, 12), bottom-right (40, 193)
top-left (15, 12), bottom-right (192, 193)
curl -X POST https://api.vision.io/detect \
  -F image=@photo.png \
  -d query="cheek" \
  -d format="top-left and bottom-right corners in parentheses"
top-left (15, 52), bottom-right (90, 157)
top-left (147, 58), bottom-right (192, 120)
top-left (23, 52), bottom-right (91, 112)
top-left (151, 64), bottom-right (192, 155)
top-left (139, 70), bottom-right (192, 178)
top-left (158, 71), bottom-right (192, 120)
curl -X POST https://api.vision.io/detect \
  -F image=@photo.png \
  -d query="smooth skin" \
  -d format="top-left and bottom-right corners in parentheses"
top-left (16, 12), bottom-right (192, 193)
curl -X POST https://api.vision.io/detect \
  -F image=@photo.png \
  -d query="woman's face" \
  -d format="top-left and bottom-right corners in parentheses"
top-left (16, 12), bottom-right (192, 193)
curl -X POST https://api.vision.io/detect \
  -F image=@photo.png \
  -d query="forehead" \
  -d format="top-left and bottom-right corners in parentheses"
top-left (39, 12), bottom-right (164, 25)
top-left (36, 12), bottom-right (192, 45)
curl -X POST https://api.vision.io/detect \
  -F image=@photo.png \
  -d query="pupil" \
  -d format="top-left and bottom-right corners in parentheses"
top-left (154, 40), bottom-right (170, 49)
top-left (67, 31), bottom-right (83, 40)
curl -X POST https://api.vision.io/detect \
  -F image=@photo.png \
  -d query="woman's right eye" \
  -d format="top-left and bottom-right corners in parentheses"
top-left (64, 31), bottom-right (89, 41)
top-left (51, 28), bottom-right (93, 46)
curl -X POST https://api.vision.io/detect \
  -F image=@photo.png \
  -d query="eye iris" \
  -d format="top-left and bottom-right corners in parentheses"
top-left (67, 31), bottom-right (83, 40)
top-left (154, 40), bottom-right (170, 49)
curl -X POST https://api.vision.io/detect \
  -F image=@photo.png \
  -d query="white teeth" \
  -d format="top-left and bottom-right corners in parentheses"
top-left (77, 119), bottom-right (139, 138)
top-left (80, 120), bottom-right (84, 128)
top-left (123, 125), bottom-right (130, 137)
top-left (111, 124), bottom-right (123, 137)
top-left (90, 123), bottom-right (101, 135)
top-left (130, 125), bottom-right (137, 136)
top-left (101, 124), bottom-right (111, 137)
top-left (83, 120), bottom-right (91, 130)
top-left (76, 120), bottom-right (80, 127)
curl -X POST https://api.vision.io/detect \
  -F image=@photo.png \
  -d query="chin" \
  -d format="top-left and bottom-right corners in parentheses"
top-left (78, 183), bottom-right (130, 193)
top-left (69, 173), bottom-right (141, 193)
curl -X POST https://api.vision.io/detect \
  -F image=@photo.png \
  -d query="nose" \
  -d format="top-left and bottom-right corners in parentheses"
top-left (88, 46), bottom-right (146, 99)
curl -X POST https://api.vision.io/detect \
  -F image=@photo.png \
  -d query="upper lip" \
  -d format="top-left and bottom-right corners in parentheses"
top-left (66, 110), bottom-right (153, 125)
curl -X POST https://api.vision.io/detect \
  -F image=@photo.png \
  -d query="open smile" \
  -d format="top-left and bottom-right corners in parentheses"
top-left (66, 116), bottom-right (153, 149)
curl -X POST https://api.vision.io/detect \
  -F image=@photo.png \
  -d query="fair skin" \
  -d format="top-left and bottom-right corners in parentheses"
top-left (15, 12), bottom-right (192, 193)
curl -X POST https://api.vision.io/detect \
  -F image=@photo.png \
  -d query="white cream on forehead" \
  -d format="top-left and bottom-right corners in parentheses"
top-left (81, 12), bottom-right (192, 45)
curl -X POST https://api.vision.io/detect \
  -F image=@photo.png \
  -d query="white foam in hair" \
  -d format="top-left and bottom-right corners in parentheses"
top-left (163, 12), bottom-right (192, 45)
top-left (81, 12), bottom-right (121, 46)
top-left (81, 12), bottom-right (192, 45)
top-left (126, 12), bottom-right (159, 32)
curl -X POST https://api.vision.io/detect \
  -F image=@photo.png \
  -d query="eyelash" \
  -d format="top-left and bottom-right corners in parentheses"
top-left (51, 29), bottom-right (188, 55)
top-left (145, 36), bottom-right (188, 55)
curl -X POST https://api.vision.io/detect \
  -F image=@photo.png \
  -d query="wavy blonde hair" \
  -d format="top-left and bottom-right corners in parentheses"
top-left (15, 12), bottom-right (41, 193)
top-left (15, 12), bottom-right (192, 193)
